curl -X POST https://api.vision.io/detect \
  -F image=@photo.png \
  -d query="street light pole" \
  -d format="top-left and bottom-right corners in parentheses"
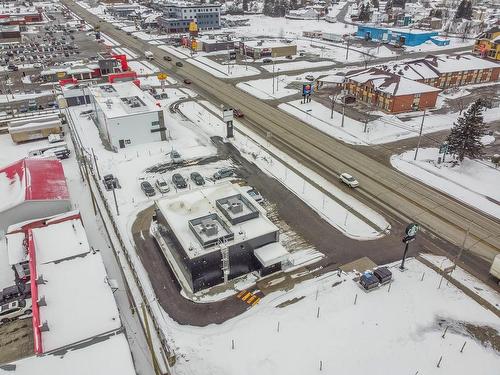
top-left (413, 109), bottom-right (426, 161)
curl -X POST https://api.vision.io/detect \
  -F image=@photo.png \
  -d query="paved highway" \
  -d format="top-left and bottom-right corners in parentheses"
top-left (62, 0), bottom-right (500, 265)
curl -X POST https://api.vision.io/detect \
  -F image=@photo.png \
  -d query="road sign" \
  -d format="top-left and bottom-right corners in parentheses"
top-left (303, 83), bottom-right (312, 96)
top-left (405, 223), bottom-right (419, 237)
top-left (439, 143), bottom-right (449, 154)
top-left (157, 72), bottom-right (168, 81)
top-left (223, 108), bottom-right (233, 122)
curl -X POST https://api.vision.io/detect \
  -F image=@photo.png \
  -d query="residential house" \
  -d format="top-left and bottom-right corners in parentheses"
top-left (473, 26), bottom-right (500, 61)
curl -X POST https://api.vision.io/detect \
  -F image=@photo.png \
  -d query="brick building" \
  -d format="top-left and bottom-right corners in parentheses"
top-left (380, 54), bottom-right (500, 89)
top-left (344, 68), bottom-right (441, 113)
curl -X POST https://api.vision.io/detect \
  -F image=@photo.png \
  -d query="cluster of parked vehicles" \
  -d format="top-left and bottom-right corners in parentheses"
top-left (140, 170), bottom-right (209, 197)
top-left (1, 36), bottom-right (79, 71)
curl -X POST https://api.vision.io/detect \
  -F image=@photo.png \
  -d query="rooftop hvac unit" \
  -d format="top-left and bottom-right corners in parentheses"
top-left (201, 219), bottom-right (218, 236)
top-left (105, 99), bottom-right (113, 109)
top-left (228, 199), bottom-right (243, 214)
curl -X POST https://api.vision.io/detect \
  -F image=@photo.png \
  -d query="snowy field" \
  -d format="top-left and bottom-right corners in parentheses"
top-left (261, 60), bottom-right (334, 73)
top-left (164, 258), bottom-right (500, 375)
top-left (227, 14), bottom-right (357, 39)
top-left (127, 60), bottom-right (160, 76)
top-left (279, 99), bottom-right (500, 145)
top-left (391, 147), bottom-right (500, 220)
top-left (189, 55), bottom-right (261, 78)
top-left (236, 75), bottom-right (298, 100)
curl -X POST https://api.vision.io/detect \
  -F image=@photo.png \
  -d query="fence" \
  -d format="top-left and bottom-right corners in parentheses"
top-left (65, 109), bottom-right (174, 374)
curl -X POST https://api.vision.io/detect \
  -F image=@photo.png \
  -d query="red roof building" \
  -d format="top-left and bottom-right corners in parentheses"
top-left (0, 158), bottom-right (71, 234)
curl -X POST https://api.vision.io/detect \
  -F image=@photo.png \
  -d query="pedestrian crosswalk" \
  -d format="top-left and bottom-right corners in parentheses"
top-left (236, 290), bottom-right (260, 306)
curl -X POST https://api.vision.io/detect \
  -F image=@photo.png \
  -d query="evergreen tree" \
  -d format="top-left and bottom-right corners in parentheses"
top-left (358, 3), bottom-right (371, 22)
top-left (446, 100), bottom-right (489, 162)
top-left (372, 0), bottom-right (379, 9)
top-left (455, 0), bottom-right (472, 20)
top-left (385, 0), bottom-right (392, 13)
top-left (463, 0), bottom-right (473, 20)
top-left (242, 0), bottom-right (248, 12)
top-left (290, 0), bottom-right (298, 10)
top-left (263, 0), bottom-right (274, 16)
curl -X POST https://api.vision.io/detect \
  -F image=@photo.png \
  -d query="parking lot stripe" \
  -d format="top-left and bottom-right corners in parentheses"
top-left (237, 290), bottom-right (246, 298)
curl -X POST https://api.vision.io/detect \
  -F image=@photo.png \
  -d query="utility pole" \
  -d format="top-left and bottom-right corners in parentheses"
top-left (413, 109), bottom-right (426, 161)
top-left (341, 101), bottom-right (345, 127)
top-left (141, 303), bottom-right (162, 375)
top-left (330, 95), bottom-right (335, 119)
top-left (345, 38), bottom-right (350, 60)
top-left (91, 148), bottom-right (101, 180)
top-left (111, 182), bottom-right (119, 216)
top-left (272, 60), bottom-right (275, 95)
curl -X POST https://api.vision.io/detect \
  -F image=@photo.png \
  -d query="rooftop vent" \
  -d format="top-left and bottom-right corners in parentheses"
top-left (201, 219), bottom-right (218, 237)
top-left (228, 198), bottom-right (243, 214)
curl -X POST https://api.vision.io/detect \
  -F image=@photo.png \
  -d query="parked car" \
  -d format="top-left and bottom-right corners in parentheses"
top-left (48, 133), bottom-right (64, 143)
top-left (262, 58), bottom-right (273, 64)
top-left (0, 299), bottom-right (32, 324)
top-left (213, 168), bottom-right (235, 180)
top-left (172, 173), bottom-right (187, 189)
top-left (175, 61), bottom-right (183, 67)
top-left (339, 173), bottom-right (359, 188)
top-left (170, 150), bottom-right (181, 164)
top-left (155, 178), bottom-right (170, 193)
top-left (103, 174), bottom-right (118, 190)
top-left (305, 74), bottom-right (315, 81)
top-left (140, 181), bottom-right (156, 197)
top-left (0, 285), bottom-right (25, 304)
top-left (359, 271), bottom-right (379, 291)
top-left (163, 56), bottom-right (172, 61)
top-left (190, 172), bottom-right (205, 186)
top-left (373, 267), bottom-right (392, 285)
top-left (28, 100), bottom-right (38, 111)
top-left (183, 78), bottom-right (192, 84)
top-left (244, 186), bottom-right (263, 203)
top-left (285, 55), bottom-right (293, 59)
top-left (233, 109), bottom-right (244, 118)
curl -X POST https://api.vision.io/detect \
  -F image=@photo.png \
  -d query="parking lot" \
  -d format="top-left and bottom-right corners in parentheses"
top-left (0, 8), bottom-right (107, 115)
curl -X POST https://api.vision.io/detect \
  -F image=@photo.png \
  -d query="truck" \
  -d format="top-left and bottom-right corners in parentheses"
top-left (489, 254), bottom-right (500, 282)
top-left (145, 51), bottom-right (154, 60)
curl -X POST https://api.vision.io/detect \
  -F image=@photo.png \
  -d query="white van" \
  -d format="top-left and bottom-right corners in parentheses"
top-left (145, 51), bottom-right (154, 60)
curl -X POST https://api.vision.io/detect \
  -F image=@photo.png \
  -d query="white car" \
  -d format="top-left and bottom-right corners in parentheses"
top-left (170, 150), bottom-right (182, 164)
top-left (0, 299), bottom-right (32, 324)
top-left (155, 178), bottom-right (170, 193)
top-left (340, 173), bottom-right (359, 188)
top-left (243, 186), bottom-right (263, 203)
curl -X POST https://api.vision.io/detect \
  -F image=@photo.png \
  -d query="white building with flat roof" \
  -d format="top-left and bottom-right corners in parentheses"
top-left (89, 81), bottom-right (167, 150)
top-left (151, 182), bottom-right (289, 293)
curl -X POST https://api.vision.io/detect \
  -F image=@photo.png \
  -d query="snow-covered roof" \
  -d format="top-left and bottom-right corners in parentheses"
top-left (244, 39), bottom-right (295, 50)
top-left (36, 250), bottom-right (121, 352)
top-left (1, 332), bottom-right (136, 375)
top-left (0, 158), bottom-right (70, 213)
top-left (347, 68), bottom-right (440, 96)
top-left (254, 242), bottom-right (289, 267)
top-left (421, 54), bottom-right (500, 73)
top-left (155, 182), bottom-right (280, 259)
top-left (89, 81), bottom-right (161, 119)
top-left (7, 211), bottom-right (122, 354)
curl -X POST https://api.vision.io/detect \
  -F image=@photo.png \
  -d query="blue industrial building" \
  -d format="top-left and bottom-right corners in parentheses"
top-left (356, 25), bottom-right (449, 47)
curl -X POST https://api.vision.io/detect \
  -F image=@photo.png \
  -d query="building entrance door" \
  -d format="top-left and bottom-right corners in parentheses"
top-left (119, 139), bottom-right (125, 148)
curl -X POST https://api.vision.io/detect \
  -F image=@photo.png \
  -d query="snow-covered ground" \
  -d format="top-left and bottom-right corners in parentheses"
top-left (236, 75), bottom-right (299, 100)
top-left (279, 99), bottom-right (500, 145)
top-left (261, 60), bottom-right (334, 73)
top-left (420, 254), bottom-right (500, 309)
top-left (227, 14), bottom-right (357, 39)
top-left (189, 55), bottom-right (261, 78)
top-left (128, 60), bottom-right (160, 76)
top-left (405, 37), bottom-right (475, 53)
top-left (164, 258), bottom-right (500, 375)
top-left (391, 147), bottom-right (500, 220)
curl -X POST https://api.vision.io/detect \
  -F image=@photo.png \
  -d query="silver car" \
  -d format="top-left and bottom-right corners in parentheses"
top-left (0, 299), bottom-right (32, 324)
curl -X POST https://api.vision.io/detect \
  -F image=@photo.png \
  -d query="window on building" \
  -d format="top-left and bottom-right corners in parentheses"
top-left (152, 120), bottom-right (160, 127)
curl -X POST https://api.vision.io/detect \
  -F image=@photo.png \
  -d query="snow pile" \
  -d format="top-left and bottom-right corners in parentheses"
top-left (236, 75), bottom-right (298, 100)
top-left (189, 55), bottom-right (260, 79)
top-left (167, 258), bottom-right (500, 375)
top-left (391, 147), bottom-right (500, 219)
top-left (0, 170), bottom-right (24, 212)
